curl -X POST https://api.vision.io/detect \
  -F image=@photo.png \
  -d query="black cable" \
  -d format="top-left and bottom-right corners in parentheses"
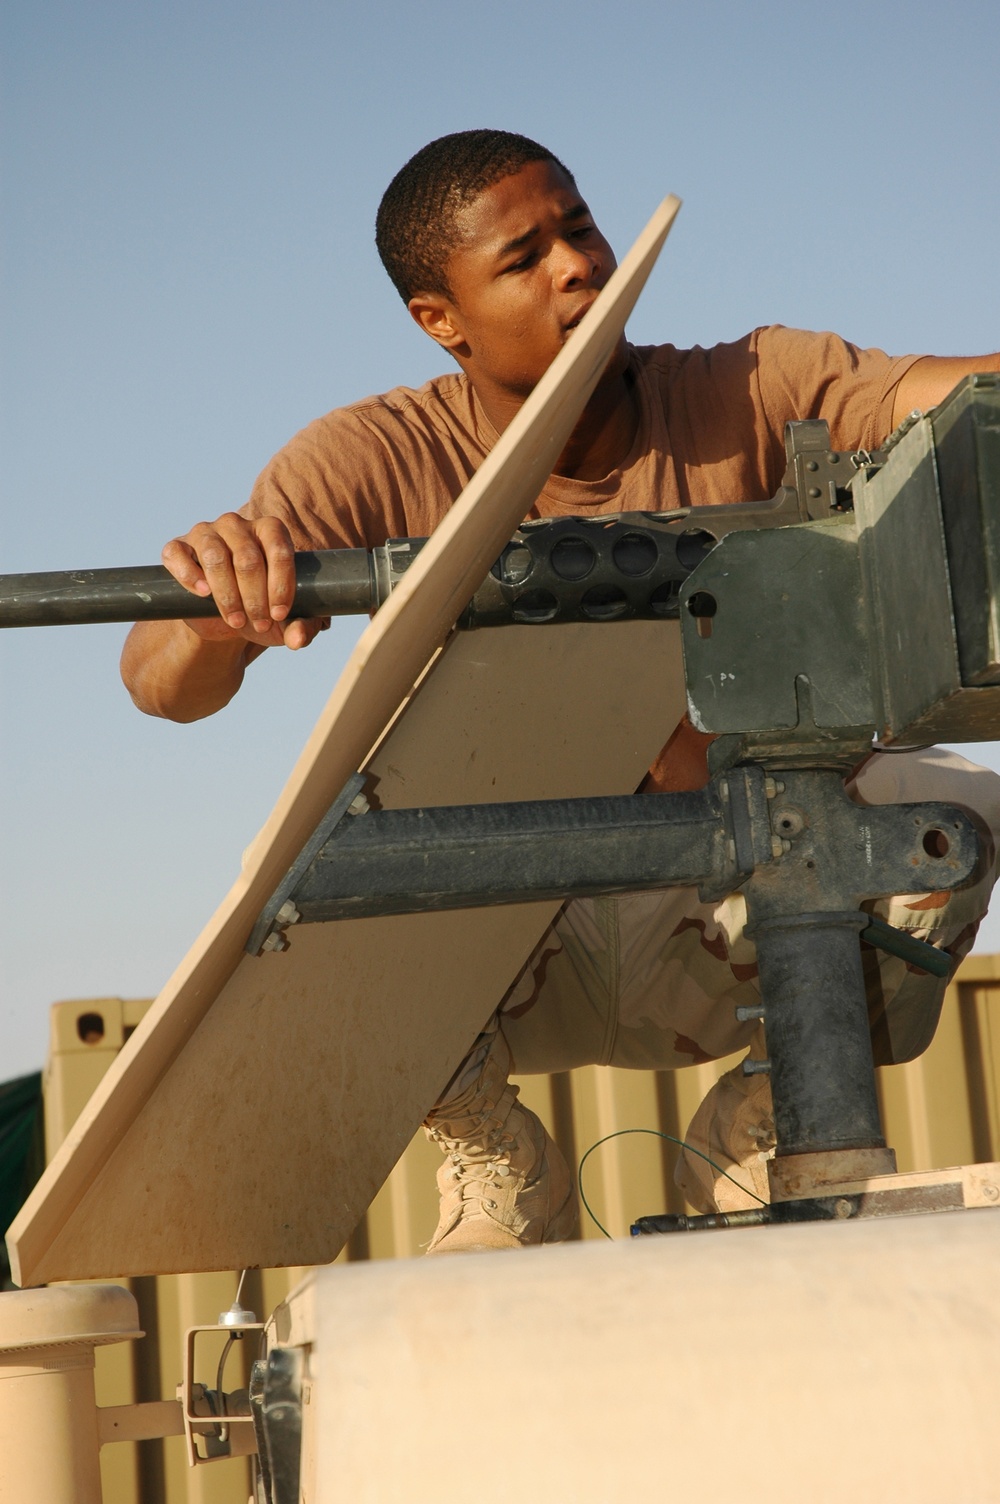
top-left (578, 1127), bottom-right (768, 1239)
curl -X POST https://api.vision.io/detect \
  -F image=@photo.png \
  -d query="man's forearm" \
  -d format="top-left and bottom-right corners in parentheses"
top-left (892, 354), bottom-right (1000, 428)
top-left (121, 620), bottom-right (261, 722)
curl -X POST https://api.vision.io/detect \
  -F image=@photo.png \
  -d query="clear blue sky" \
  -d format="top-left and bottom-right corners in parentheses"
top-left (2, 0), bottom-right (999, 1078)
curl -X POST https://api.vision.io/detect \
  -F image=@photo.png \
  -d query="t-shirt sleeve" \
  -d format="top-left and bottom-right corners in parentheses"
top-left (753, 326), bottom-right (922, 461)
top-left (241, 407), bottom-right (416, 553)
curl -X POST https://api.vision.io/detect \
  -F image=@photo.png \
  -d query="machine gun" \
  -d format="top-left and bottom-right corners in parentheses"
top-left (3, 373), bottom-right (999, 1229)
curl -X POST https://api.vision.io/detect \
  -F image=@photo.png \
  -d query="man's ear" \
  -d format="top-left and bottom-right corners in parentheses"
top-left (407, 294), bottom-right (470, 359)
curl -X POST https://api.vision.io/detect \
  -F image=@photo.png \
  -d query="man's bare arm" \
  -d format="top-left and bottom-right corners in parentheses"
top-left (892, 354), bottom-right (1000, 428)
top-left (120, 512), bottom-right (326, 721)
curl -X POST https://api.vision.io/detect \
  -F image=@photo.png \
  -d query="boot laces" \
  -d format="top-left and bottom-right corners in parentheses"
top-left (437, 1129), bottom-right (527, 1212)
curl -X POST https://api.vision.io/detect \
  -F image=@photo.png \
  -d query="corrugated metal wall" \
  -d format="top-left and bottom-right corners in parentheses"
top-left (42, 953), bottom-right (1000, 1502)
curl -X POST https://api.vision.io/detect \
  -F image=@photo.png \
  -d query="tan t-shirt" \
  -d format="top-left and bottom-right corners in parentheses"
top-left (245, 325), bottom-right (919, 551)
top-left (244, 325), bottom-right (919, 788)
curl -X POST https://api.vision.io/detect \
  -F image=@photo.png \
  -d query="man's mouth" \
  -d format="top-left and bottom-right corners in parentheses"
top-left (563, 300), bottom-right (597, 334)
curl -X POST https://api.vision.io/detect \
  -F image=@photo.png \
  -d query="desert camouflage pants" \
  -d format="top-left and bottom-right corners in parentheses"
top-left (441, 747), bottom-right (1000, 1212)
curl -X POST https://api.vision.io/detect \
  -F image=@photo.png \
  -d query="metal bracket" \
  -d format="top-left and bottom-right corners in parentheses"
top-left (248, 1347), bottom-right (304, 1504)
top-left (245, 772), bottom-right (369, 956)
top-left (783, 418), bottom-right (859, 519)
top-left (181, 1320), bottom-right (264, 1466)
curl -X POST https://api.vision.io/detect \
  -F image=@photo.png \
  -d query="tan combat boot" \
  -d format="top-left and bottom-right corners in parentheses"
top-left (423, 1027), bottom-right (579, 1254)
top-left (675, 1027), bottom-right (776, 1212)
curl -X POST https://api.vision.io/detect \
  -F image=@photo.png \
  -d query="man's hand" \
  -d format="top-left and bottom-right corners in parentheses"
top-left (121, 512), bottom-right (329, 722)
top-left (161, 511), bottom-right (327, 651)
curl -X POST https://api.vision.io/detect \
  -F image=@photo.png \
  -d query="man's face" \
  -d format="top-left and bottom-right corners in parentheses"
top-left (409, 159), bottom-right (622, 402)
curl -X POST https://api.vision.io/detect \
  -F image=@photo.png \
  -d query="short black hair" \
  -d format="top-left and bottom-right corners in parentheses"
top-left (376, 129), bottom-right (574, 304)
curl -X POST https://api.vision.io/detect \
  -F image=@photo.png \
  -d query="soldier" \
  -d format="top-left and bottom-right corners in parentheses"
top-left (121, 129), bottom-right (1000, 1251)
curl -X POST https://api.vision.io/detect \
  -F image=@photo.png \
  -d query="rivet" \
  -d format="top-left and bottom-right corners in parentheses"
top-left (806, 460), bottom-right (819, 472)
top-left (808, 487), bottom-right (822, 499)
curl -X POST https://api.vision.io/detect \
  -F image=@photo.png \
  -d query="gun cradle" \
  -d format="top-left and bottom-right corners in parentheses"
top-left (680, 374), bottom-right (1000, 761)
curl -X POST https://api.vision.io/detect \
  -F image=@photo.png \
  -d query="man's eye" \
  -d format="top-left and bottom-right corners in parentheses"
top-left (505, 253), bottom-right (535, 273)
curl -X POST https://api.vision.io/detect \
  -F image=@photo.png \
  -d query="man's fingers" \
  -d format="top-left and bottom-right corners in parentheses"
top-left (178, 514), bottom-right (273, 631)
top-left (161, 538), bottom-right (212, 597)
top-left (257, 517), bottom-right (297, 624)
top-left (229, 535), bottom-right (274, 633)
top-left (163, 512), bottom-right (305, 642)
top-left (191, 520), bottom-right (252, 629)
top-left (282, 617), bottom-right (328, 651)
top-left (163, 520), bottom-right (246, 628)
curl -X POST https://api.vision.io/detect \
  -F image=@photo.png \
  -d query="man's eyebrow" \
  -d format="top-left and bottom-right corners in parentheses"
top-left (497, 225), bottom-right (540, 258)
top-left (495, 202), bottom-right (591, 259)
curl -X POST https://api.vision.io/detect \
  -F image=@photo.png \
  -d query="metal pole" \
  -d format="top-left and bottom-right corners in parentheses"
top-left (753, 913), bottom-right (886, 1157)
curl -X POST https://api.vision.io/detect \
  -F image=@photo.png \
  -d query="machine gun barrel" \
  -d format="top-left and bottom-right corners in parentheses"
top-left (0, 550), bottom-right (378, 629)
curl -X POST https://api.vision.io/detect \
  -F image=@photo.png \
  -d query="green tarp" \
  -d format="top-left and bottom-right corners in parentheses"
top-left (1, 1071), bottom-right (44, 1288)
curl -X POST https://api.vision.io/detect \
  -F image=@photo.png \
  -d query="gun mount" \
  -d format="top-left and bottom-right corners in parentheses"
top-left (3, 375), bottom-right (1000, 1231)
top-left (243, 373), bottom-right (1000, 1224)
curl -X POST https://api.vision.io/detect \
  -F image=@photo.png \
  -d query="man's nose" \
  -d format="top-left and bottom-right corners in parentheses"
top-left (552, 238), bottom-right (601, 287)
